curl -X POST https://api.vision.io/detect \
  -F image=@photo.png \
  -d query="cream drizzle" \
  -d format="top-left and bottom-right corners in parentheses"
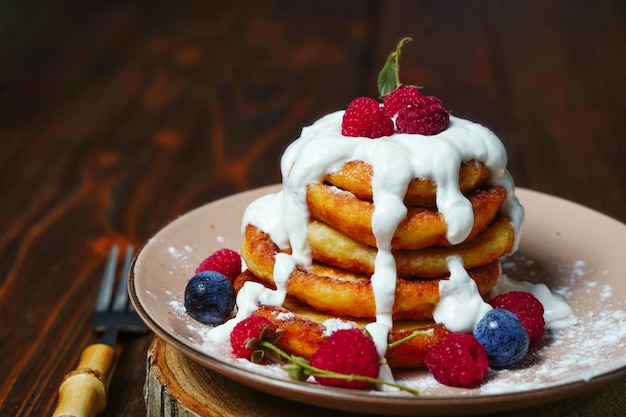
top-left (433, 256), bottom-right (494, 333)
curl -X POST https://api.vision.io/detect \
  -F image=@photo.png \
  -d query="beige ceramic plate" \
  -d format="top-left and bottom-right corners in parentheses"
top-left (130, 185), bottom-right (626, 416)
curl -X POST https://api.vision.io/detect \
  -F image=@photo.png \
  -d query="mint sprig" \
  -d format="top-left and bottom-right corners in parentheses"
top-left (247, 325), bottom-right (435, 395)
top-left (377, 37), bottom-right (412, 97)
top-left (259, 340), bottom-right (420, 395)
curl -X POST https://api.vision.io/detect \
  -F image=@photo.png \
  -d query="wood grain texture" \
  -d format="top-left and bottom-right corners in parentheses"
top-left (0, 1), bottom-right (625, 416)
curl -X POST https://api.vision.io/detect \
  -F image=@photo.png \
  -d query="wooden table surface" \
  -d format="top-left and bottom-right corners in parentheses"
top-left (1, 1), bottom-right (625, 416)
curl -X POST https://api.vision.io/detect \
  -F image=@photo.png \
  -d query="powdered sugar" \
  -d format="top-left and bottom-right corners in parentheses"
top-left (322, 318), bottom-right (357, 336)
top-left (274, 311), bottom-right (295, 321)
top-left (168, 245), bottom-right (194, 259)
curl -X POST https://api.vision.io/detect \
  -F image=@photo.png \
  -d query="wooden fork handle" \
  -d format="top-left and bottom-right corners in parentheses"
top-left (52, 344), bottom-right (116, 417)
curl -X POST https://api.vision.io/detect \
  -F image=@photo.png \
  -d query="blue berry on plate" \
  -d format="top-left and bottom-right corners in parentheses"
top-left (184, 271), bottom-right (235, 325)
top-left (473, 308), bottom-right (529, 369)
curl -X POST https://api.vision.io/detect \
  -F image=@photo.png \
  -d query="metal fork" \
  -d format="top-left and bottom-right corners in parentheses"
top-left (52, 245), bottom-right (148, 417)
top-left (93, 245), bottom-right (147, 340)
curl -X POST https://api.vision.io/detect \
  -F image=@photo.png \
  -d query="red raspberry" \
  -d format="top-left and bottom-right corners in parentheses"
top-left (489, 291), bottom-right (545, 346)
top-left (425, 333), bottom-right (489, 388)
top-left (341, 97), bottom-right (394, 139)
top-left (383, 85), bottom-right (423, 116)
top-left (196, 248), bottom-right (242, 283)
top-left (230, 316), bottom-right (277, 362)
top-left (395, 96), bottom-right (449, 135)
top-left (309, 329), bottom-right (380, 390)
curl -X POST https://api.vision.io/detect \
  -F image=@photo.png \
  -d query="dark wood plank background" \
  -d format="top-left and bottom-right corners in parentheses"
top-left (1, 1), bottom-right (625, 416)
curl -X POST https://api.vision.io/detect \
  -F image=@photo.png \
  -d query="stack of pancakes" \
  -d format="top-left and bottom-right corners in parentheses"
top-left (236, 159), bottom-right (516, 368)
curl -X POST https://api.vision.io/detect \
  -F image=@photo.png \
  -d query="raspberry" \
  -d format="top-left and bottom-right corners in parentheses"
top-left (489, 291), bottom-right (545, 346)
top-left (424, 333), bottom-right (488, 388)
top-left (309, 329), bottom-right (380, 390)
top-left (230, 316), bottom-right (279, 363)
top-left (341, 97), bottom-right (394, 139)
top-left (196, 248), bottom-right (242, 283)
top-left (383, 85), bottom-right (423, 116)
top-left (395, 96), bottom-right (449, 135)
top-left (473, 309), bottom-right (530, 369)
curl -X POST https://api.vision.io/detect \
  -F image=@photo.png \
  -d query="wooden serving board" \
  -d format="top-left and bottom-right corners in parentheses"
top-left (145, 337), bottom-right (352, 417)
top-left (145, 337), bottom-right (624, 417)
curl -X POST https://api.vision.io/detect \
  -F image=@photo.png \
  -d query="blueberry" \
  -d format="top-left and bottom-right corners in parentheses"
top-left (184, 271), bottom-right (235, 325)
top-left (473, 308), bottom-right (529, 369)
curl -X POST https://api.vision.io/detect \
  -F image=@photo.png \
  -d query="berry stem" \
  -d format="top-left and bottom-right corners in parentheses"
top-left (258, 341), bottom-right (420, 395)
top-left (387, 329), bottom-right (433, 350)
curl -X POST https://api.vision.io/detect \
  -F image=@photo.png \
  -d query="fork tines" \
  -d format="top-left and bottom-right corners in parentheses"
top-left (93, 245), bottom-right (145, 335)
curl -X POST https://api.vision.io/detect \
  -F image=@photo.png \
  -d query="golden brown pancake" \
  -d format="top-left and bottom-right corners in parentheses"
top-left (234, 274), bottom-right (451, 368)
top-left (324, 159), bottom-right (490, 207)
top-left (241, 224), bottom-right (501, 320)
top-left (306, 184), bottom-right (507, 250)
top-left (307, 215), bottom-right (515, 278)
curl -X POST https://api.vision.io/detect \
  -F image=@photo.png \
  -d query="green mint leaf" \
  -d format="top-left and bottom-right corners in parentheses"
top-left (377, 37), bottom-right (412, 97)
top-left (251, 349), bottom-right (265, 364)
